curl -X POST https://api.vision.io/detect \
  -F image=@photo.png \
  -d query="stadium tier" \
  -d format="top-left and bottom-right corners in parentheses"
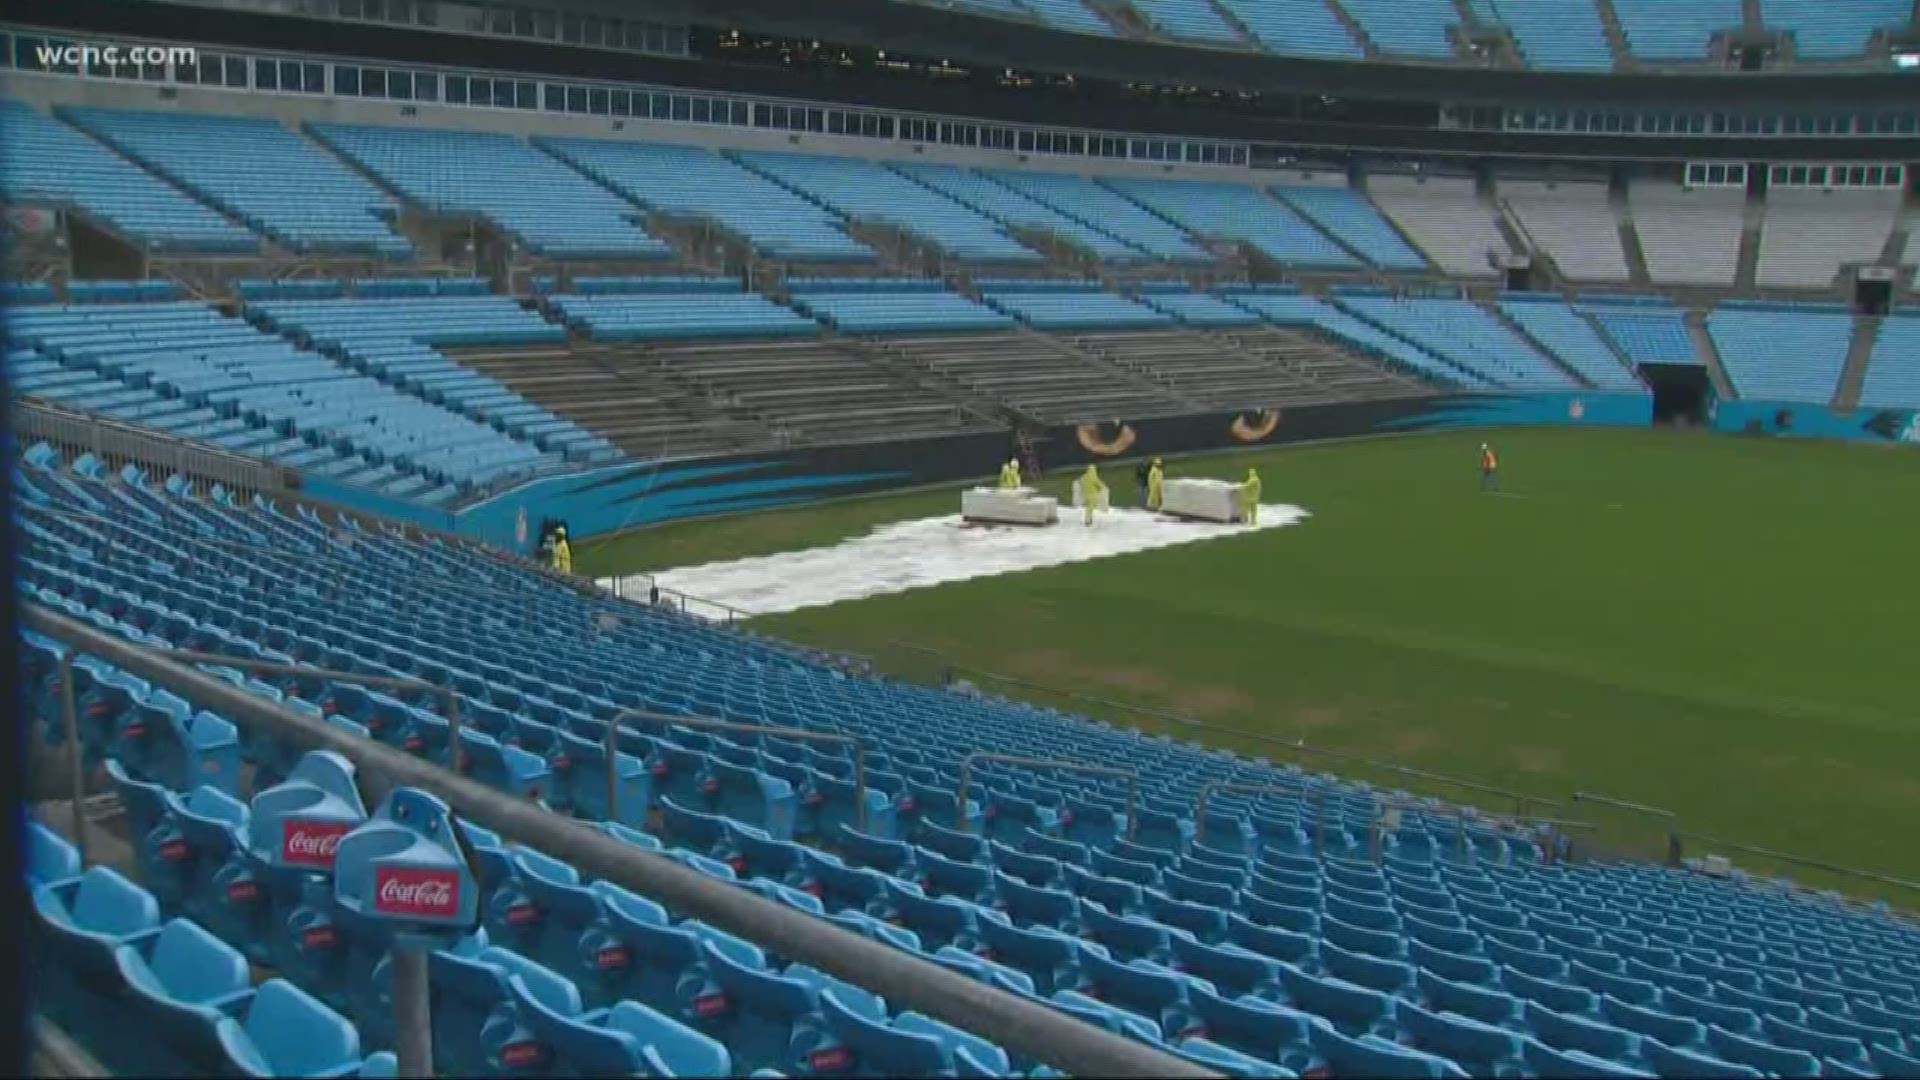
top-left (1707, 304), bottom-right (1857, 403)
top-left (1761, 0), bottom-right (1913, 60)
top-left (733, 151), bottom-right (1045, 264)
top-left (3, 300), bottom-right (564, 503)
top-left (1858, 315), bottom-right (1920, 410)
top-left (548, 289), bottom-right (818, 340)
top-left (1495, 297), bottom-right (1648, 394)
top-left (788, 282), bottom-right (1018, 334)
top-left (306, 123), bottom-right (674, 261)
top-left (1368, 175), bottom-right (1512, 279)
top-left (1128, 0), bottom-right (1244, 44)
top-left (536, 138), bottom-right (879, 264)
top-left (1337, 0), bottom-right (1461, 58)
top-left (1497, 179), bottom-right (1633, 284)
top-left (1469, 0), bottom-right (1614, 72)
top-left (1756, 188), bottom-right (1904, 290)
top-left (1224, 290), bottom-right (1490, 389)
top-left (1271, 186), bottom-right (1430, 272)
top-left (1580, 300), bottom-right (1704, 367)
top-left (60, 107), bottom-right (414, 260)
top-left (1332, 293), bottom-right (1580, 390)
top-left (242, 296), bottom-right (619, 464)
top-left (0, 101), bottom-right (258, 254)
top-left (983, 286), bottom-right (1178, 331)
top-left (1609, 0), bottom-right (1744, 60)
top-left (1106, 178), bottom-right (1360, 270)
top-left (1019, 0), bottom-right (1119, 33)
top-left (980, 171), bottom-right (1215, 263)
top-left (1627, 180), bottom-right (1745, 288)
top-left (1215, 0), bottom-right (1366, 58)
top-left (891, 163), bottom-right (1151, 263)
top-left (1138, 290), bottom-right (1267, 328)
top-left (21, 449), bottom-right (1920, 1078)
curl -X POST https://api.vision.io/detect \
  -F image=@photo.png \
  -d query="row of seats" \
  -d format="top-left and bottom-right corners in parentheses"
top-left (539, 137), bottom-right (879, 263)
top-left (244, 297), bottom-right (618, 464)
top-left (1498, 297), bottom-right (1650, 394)
top-left (4, 302), bottom-right (559, 503)
top-left (984, 289), bottom-right (1177, 331)
top-left (791, 290), bottom-right (1018, 334)
top-left (736, 151), bottom-right (1046, 265)
top-left (1761, 0), bottom-right (1913, 60)
top-left (1707, 306), bottom-right (1857, 403)
top-left (1333, 294), bottom-right (1579, 390)
top-left (17, 451), bottom-right (1920, 1078)
top-left (1583, 302), bottom-right (1702, 366)
top-left (1470, 0), bottom-right (1615, 71)
top-left (0, 101), bottom-right (257, 254)
top-left (309, 123), bottom-right (674, 261)
top-left (1857, 315), bottom-right (1920, 410)
top-left (549, 292), bottom-right (818, 340)
top-left (1111, 179), bottom-right (1361, 270)
top-left (62, 107), bottom-right (413, 259)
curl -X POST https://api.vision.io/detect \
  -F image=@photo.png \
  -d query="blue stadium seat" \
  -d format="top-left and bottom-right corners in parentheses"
top-left (213, 978), bottom-right (378, 1079)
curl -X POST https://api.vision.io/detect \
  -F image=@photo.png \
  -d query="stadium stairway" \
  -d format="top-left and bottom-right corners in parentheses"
top-left (17, 445), bottom-right (1920, 1078)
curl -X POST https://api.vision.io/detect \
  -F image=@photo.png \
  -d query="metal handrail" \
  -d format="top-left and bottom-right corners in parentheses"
top-left (956, 753), bottom-right (1139, 841)
top-left (24, 604), bottom-right (1210, 1079)
top-left (609, 710), bottom-right (869, 831)
top-left (1194, 781), bottom-right (1328, 857)
top-left (1572, 790), bottom-right (1683, 867)
top-left (1673, 832), bottom-right (1920, 913)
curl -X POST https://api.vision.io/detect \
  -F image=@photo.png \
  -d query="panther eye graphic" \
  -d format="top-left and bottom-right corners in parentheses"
top-left (1229, 410), bottom-right (1281, 443)
top-left (1076, 420), bottom-right (1137, 457)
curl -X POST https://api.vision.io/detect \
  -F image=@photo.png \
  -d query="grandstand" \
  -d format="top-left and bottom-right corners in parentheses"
top-left (1497, 179), bottom-right (1633, 284)
top-left (1707, 303), bottom-right (1857, 403)
top-left (1106, 177), bottom-right (1360, 270)
top-left (1368, 175), bottom-right (1511, 279)
top-left (13, 0), bottom-right (1920, 1073)
top-left (60, 107), bottom-right (414, 260)
top-left (22, 441), bottom-right (1920, 1080)
top-left (1756, 187), bottom-right (1903, 290)
top-left (308, 123), bottom-right (674, 261)
top-left (1627, 179), bottom-right (1746, 288)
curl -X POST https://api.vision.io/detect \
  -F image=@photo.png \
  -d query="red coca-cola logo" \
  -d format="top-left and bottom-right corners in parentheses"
top-left (374, 866), bottom-right (461, 918)
top-left (594, 946), bottom-right (630, 971)
top-left (504, 901), bottom-right (542, 926)
top-left (650, 762), bottom-right (669, 778)
top-left (499, 1041), bottom-right (547, 1069)
top-left (282, 820), bottom-right (352, 869)
top-left (226, 880), bottom-right (260, 904)
top-left (692, 992), bottom-right (730, 1018)
top-left (159, 838), bottom-right (190, 862)
top-left (810, 1047), bottom-right (853, 1072)
top-left (301, 926), bottom-right (338, 950)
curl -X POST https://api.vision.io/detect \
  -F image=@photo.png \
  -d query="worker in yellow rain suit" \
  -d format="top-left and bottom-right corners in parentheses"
top-left (1240, 468), bottom-right (1261, 525)
top-left (552, 526), bottom-right (573, 574)
top-left (1146, 457), bottom-right (1165, 511)
top-left (1000, 457), bottom-right (1022, 490)
top-left (1079, 464), bottom-right (1106, 527)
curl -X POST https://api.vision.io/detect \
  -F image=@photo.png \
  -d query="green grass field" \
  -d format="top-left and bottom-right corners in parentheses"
top-left (578, 428), bottom-right (1920, 899)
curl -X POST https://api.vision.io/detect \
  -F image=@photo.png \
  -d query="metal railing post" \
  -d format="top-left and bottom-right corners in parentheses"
top-left (58, 652), bottom-right (89, 864)
top-left (956, 753), bottom-right (1139, 841)
top-left (1315, 788), bottom-right (1327, 860)
top-left (390, 948), bottom-right (434, 1079)
top-left (1571, 790), bottom-right (1681, 867)
top-left (1193, 781), bottom-right (1308, 848)
top-left (611, 711), bottom-right (868, 831)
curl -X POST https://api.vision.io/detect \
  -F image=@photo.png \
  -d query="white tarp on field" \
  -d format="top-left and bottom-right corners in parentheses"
top-left (600, 504), bottom-right (1309, 616)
